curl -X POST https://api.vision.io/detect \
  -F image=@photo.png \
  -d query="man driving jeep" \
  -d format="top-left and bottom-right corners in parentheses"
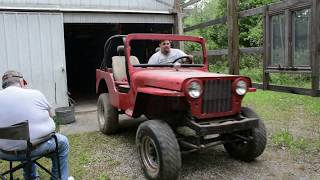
top-left (148, 40), bottom-right (193, 64)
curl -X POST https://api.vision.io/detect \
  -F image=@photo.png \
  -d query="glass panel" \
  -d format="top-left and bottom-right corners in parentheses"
top-left (271, 14), bottom-right (285, 66)
top-left (293, 8), bottom-right (311, 66)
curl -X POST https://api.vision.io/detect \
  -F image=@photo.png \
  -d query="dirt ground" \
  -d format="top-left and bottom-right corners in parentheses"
top-left (61, 110), bottom-right (320, 180)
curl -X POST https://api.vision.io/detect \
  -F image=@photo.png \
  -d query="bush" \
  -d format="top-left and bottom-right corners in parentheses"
top-left (269, 73), bottom-right (311, 88)
top-left (207, 54), bottom-right (311, 88)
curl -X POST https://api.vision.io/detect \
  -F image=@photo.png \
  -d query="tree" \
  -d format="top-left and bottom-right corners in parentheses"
top-left (184, 0), bottom-right (279, 49)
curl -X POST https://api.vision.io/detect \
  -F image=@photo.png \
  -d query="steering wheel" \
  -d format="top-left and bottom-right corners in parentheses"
top-left (171, 56), bottom-right (193, 64)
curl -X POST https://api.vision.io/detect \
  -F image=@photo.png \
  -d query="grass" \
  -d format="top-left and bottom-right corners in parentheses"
top-left (67, 132), bottom-right (127, 179)
top-left (271, 128), bottom-right (308, 153)
top-left (0, 132), bottom-right (129, 179)
top-left (243, 90), bottom-right (320, 155)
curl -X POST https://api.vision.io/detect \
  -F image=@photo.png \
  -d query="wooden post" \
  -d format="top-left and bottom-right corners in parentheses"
top-left (263, 7), bottom-right (270, 90)
top-left (311, 0), bottom-right (320, 96)
top-left (284, 10), bottom-right (292, 67)
top-left (227, 0), bottom-right (240, 75)
top-left (174, 0), bottom-right (183, 35)
top-left (174, 0), bottom-right (184, 49)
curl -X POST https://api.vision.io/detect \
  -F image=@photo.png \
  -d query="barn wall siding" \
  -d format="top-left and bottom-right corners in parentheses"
top-left (0, 12), bottom-right (68, 107)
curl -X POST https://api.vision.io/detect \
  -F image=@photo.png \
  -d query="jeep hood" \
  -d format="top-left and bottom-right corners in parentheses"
top-left (132, 69), bottom-right (238, 91)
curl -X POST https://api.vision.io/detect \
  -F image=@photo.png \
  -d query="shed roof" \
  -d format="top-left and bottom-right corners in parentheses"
top-left (0, 0), bottom-right (176, 14)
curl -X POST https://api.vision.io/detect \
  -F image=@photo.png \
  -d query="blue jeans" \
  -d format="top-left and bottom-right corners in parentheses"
top-left (0, 133), bottom-right (69, 180)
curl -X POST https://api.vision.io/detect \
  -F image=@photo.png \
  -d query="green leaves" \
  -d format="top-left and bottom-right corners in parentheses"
top-left (184, 0), bottom-right (279, 49)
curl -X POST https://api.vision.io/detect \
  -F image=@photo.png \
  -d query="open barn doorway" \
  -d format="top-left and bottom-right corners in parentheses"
top-left (64, 23), bottom-right (173, 111)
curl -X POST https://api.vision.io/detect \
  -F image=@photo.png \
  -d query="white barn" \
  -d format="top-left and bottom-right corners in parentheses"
top-left (0, 0), bottom-right (179, 107)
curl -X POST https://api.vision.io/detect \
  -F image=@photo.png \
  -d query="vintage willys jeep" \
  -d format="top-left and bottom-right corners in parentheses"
top-left (96, 34), bottom-right (266, 180)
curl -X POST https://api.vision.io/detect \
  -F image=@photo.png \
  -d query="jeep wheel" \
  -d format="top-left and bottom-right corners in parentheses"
top-left (97, 93), bottom-right (119, 134)
top-left (136, 120), bottom-right (181, 180)
top-left (223, 107), bottom-right (267, 162)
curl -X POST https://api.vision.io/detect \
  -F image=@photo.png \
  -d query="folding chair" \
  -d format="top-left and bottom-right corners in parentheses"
top-left (0, 121), bottom-right (61, 180)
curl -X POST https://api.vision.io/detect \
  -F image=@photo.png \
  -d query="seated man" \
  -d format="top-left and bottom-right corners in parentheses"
top-left (148, 40), bottom-right (193, 64)
top-left (0, 70), bottom-right (73, 180)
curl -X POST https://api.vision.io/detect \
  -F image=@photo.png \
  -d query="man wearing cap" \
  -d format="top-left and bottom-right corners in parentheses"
top-left (0, 70), bottom-right (72, 180)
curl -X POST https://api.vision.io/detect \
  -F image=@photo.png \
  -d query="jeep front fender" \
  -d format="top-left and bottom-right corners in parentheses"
top-left (131, 87), bottom-right (185, 118)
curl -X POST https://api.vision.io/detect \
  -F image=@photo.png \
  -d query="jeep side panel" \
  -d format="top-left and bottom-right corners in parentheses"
top-left (96, 69), bottom-right (119, 107)
top-left (96, 69), bottom-right (136, 115)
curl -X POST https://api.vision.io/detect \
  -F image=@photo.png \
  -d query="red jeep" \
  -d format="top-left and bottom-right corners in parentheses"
top-left (96, 34), bottom-right (266, 180)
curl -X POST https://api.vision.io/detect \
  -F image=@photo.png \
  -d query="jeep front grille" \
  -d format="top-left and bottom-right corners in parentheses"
top-left (202, 79), bottom-right (232, 113)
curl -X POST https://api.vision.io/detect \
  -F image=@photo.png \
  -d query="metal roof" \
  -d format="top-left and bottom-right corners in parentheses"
top-left (0, 0), bottom-right (176, 14)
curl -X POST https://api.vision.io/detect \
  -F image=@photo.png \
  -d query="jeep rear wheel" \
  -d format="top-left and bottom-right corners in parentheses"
top-left (97, 93), bottom-right (119, 134)
top-left (136, 120), bottom-right (181, 180)
top-left (223, 107), bottom-right (267, 162)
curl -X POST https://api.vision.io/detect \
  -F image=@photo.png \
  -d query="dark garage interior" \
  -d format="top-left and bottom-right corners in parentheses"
top-left (64, 23), bottom-right (173, 105)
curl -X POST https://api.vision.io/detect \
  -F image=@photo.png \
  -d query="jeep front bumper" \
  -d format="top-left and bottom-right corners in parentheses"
top-left (186, 117), bottom-right (259, 136)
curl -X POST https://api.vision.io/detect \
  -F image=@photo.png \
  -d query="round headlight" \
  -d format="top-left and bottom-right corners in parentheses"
top-left (188, 81), bottom-right (202, 98)
top-left (236, 80), bottom-right (247, 95)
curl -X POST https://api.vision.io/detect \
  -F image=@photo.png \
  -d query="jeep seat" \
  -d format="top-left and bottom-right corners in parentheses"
top-left (112, 46), bottom-right (139, 92)
top-left (112, 56), bottom-right (140, 82)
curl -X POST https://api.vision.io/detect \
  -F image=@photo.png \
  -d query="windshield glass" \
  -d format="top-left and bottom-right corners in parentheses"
top-left (129, 40), bottom-right (204, 67)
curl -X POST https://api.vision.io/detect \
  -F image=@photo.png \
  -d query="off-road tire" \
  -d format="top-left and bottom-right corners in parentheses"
top-left (97, 93), bottom-right (119, 134)
top-left (136, 120), bottom-right (181, 180)
top-left (224, 107), bottom-right (267, 162)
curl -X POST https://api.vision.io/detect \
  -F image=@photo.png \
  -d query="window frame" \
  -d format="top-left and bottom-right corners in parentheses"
top-left (291, 8), bottom-right (312, 67)
top-left (266, 2), bottom-right (312, 71)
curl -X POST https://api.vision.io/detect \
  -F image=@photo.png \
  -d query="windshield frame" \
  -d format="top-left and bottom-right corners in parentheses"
top-left (133, 64), bottom-right (204, 68)
top-left (125, 33), bottom-right (208, 72)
